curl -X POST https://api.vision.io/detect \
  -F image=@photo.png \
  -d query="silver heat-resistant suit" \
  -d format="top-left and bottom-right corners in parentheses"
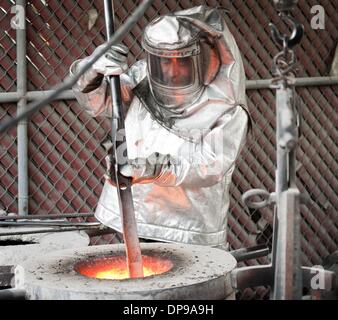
top-left (70, 6), bottom-right (249, 247)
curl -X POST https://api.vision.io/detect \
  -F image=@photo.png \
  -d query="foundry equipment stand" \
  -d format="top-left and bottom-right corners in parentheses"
top-left (230, 0), bottom-right (336, 299)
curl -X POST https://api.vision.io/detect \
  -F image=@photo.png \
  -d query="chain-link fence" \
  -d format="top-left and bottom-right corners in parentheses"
top-left (0, 0), bottom-right (337, 299)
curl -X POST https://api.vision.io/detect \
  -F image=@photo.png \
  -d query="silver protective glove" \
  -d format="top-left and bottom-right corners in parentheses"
top-left (120, 153), bottom-right (174, 185)
top-left (71, 43), bottom-right (129, 93)
top-left (92, 43), bottom-right (129, 77)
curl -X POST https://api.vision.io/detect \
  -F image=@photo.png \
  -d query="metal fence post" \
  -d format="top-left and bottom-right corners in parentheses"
top-left (16, 0), bottom-right (28, 215)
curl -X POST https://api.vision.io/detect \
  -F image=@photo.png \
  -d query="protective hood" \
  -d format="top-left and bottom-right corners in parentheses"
top-left (142, 14), bottom-right (204, 112)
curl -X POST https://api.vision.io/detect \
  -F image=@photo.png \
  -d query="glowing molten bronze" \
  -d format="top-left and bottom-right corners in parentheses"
top-left (75, 255), bottom-right (173, 280)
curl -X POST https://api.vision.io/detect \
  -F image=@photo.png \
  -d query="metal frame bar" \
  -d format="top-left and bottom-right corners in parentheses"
top-left (0, 90), bottom-right (75, 103)
top-left (16, 0), bottom-right (28, 216)
top-left (0, 76), bottom-right (337, 104)
top-left (245, 76), bottom-right (338, 89)
top-left (0, 213), bottom-right (94, 220)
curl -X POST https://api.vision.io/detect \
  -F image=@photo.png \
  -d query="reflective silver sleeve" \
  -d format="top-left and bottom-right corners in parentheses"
top-left (155, 105), bottom-right (248, 187)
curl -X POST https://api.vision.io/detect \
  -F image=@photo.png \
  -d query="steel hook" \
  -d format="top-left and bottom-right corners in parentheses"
top-left (269, 15), bottom-right (304, 48)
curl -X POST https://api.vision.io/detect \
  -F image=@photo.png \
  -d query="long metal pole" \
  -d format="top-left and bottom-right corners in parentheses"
top-left (16, 0), bottom-right (28, 216)
top-left (0, 213), bottom-right (94, 220)
top-left (103, 0), bottom-right (143, 278)
top-left (0, 225), bottom-right (103, 237)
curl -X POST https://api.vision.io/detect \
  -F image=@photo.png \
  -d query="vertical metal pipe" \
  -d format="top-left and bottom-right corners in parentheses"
top-left (273, 85), bottom-right (302, 299)
top-left (103, 0), bottom-right (144, 278)
top-left (16, 0), bottom-right (28, 216)
top-left (275, 86), bottom-right (289, 195)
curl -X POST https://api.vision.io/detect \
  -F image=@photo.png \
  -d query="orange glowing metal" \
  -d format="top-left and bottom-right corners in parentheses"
top-left (76, 255), bottom-right (173, 280)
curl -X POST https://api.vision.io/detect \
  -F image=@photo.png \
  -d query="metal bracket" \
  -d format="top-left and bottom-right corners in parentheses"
top-left (242, 188), bottom-right (309, 210)
top-left (231, 265), bottom-right (336, 293)
top-left (233, 189), bottom-right (335, 299)
top-left (230, 244), bottom-right (270, 263)
top-left (242, 189), bottom-right (275, 209)
top-left (231, 265), bottom-right (274, 290)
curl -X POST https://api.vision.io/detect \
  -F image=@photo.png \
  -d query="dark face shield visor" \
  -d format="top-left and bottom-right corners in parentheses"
top-left (148, 55), bottom-right (195, 88)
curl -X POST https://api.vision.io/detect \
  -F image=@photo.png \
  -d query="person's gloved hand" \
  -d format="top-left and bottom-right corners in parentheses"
top-left (120, 153), bottom-right (174, 185)
top-left (72, 43), bottom-right (129, 93)
top-left (92, 43), bottom-right (129, 77)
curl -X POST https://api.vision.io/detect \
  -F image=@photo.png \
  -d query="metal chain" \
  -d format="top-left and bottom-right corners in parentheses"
top-left (270, 2), bottom-right (303, 85)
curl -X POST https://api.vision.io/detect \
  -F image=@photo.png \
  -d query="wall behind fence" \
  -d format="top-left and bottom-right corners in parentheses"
top-left (0, 0), bottom-right (337, 299)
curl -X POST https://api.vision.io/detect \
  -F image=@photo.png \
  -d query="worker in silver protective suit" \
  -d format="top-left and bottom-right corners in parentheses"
top-left (70, 6), bottom-right (249, 248)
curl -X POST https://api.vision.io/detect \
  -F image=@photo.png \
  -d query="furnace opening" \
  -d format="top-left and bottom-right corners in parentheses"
top-left (75, 255), bottom-right (173, 280)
